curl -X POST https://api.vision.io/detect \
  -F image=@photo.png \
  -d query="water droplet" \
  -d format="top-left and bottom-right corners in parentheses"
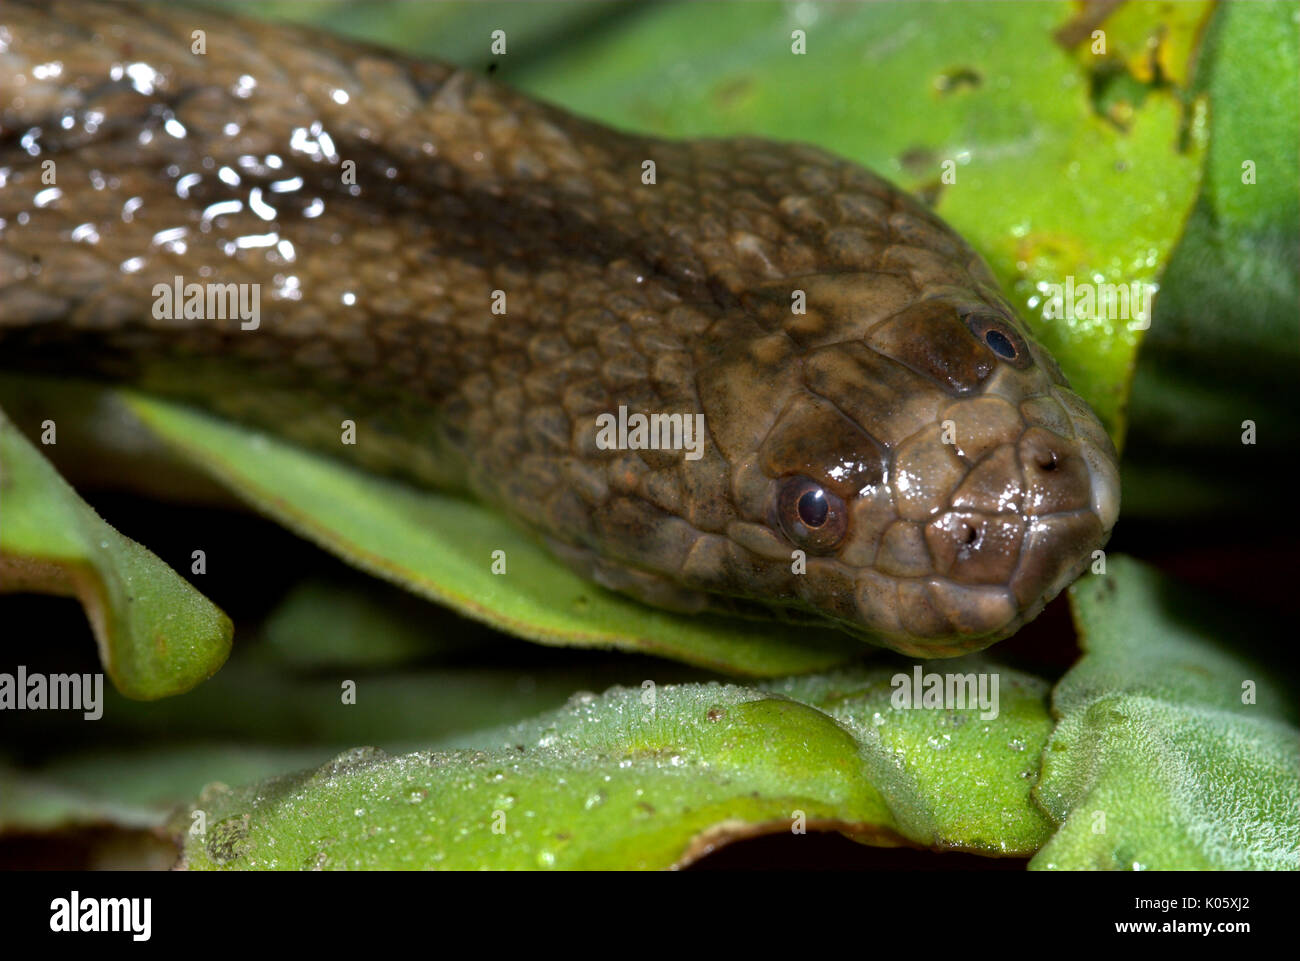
top-left (206, 814), bottom-right (251, 865)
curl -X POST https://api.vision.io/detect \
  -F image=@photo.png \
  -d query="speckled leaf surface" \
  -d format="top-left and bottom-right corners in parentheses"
top-left (765, 665), bottom-right (1055, 856)
top-left (1031, 557), bottom-right (1300, 870)
top-left (0, 574), bottom-right (690, 838)
top-left (0, 407), bottom-right (231, 699)
top-left (177, 659), bottom-right (1055, 869)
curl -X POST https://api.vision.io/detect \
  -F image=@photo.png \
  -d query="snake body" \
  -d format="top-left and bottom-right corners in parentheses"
top-left (0, 0), bottom-right (1119, 656)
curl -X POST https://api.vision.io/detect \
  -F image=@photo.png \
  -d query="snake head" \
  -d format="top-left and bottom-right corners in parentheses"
top-left (704, 284), bottom-right (1120, 658)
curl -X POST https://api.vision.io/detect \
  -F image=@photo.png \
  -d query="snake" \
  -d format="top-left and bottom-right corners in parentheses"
top-left (0, 0), bottom-right (1120, 658)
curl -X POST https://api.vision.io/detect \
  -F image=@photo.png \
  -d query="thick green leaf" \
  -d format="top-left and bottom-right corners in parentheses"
top-left (766, 667), bottom-right (1056, 855)
top-left (121, 391), bottom-right (863, 677)
top-left (1032, 556), bottom-right (1300, 870)
top-left (0, 408), bottom-right (230, 699)
top-left (8, 653), bottom-right (687, 761)
top-left (176, 658), bottom-right (1054, 869)
top-left (0, 573), bottom-right (693, 838)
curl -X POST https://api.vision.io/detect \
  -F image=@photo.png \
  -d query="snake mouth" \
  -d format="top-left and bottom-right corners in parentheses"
top-left (851, 570), bottom-right (1021, 656)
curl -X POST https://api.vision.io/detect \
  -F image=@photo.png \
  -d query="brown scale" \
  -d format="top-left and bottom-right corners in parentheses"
top-left (0, 0), bottom-right (1120, 656)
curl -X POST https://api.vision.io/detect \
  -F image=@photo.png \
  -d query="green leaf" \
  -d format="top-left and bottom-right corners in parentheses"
top-left (0, 573), bottom-right (694, 838)
top-left (0, 407), bottom-right (231, 699)
top-left (1124, 0), bottom-right (1300, 520)
top-left (18, 655), bottom-right (678, 761)
top-left (120, 390), bottom-right (863, 677)
top-left (766, 666), bottom-right (1056, 855)
top-left (176, 659), bottom-right (1054, 870)
top-left (0, 748), bottom-right (321, 833)
top-left (258, 576), bottom-right (488, 670)
top-left (1031, 556), bottom-right (1300, 870)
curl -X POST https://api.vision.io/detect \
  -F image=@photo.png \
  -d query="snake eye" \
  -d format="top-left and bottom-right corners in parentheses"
top-left (984, 328), bottom-right (1017, 359)
top-left (776, 476), bottom-right (848, 554)
top-left (963, 311), bottom-right (1031, 368)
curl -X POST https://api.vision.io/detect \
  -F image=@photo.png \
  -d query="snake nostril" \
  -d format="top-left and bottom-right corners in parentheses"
top-left (1037, 451), bottom-right (1059, 472)
top-left (961, 523), bottom-right (980, 547)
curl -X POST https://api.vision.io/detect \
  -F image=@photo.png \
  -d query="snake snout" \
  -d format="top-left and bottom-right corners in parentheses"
top-left (1004, 387), bottom-right (1120, 612)
top-left (845, 385), bottom-right (1120, 657)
